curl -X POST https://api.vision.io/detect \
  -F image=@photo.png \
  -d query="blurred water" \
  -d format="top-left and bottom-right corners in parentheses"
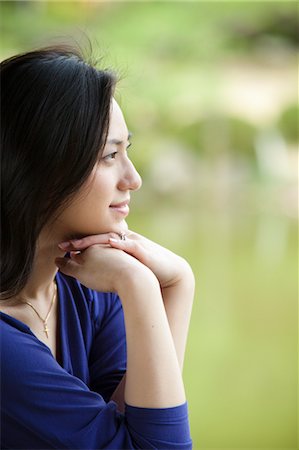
top-left (128, 201), bottom-right (297, 449)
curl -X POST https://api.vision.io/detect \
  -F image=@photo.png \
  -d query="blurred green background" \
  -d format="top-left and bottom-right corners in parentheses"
top-left (1, 1), bottom-right (298, 448)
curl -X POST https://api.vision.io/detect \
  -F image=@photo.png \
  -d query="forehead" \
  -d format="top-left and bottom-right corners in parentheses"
top-left (108, 99), bottom-right (128, 139)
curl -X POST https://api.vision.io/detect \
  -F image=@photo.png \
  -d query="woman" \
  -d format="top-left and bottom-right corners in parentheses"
top-left (0, 44), bottom-right (195, 449)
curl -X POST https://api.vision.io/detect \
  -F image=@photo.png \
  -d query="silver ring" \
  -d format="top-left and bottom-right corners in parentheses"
top-left (119, 232), bottom-right (126, 241)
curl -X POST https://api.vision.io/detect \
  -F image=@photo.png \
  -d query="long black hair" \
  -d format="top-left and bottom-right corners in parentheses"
top-left (0, 44), bottom-right (117, 299)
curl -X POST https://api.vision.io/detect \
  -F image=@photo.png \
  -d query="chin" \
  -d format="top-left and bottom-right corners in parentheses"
top-left (102, 220), bottom-right (128, 235)
top-left (104, 223), bottom-right (128, 236)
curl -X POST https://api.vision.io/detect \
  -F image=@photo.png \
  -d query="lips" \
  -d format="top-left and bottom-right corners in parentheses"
top-left (110, 199), bottom-right (130, 208)
top-left (109, 199), bottom-right (130, 216)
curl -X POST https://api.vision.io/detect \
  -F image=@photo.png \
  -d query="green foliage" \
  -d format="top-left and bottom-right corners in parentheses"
top-left (277, 104), bottom-right (299, 143)
top-left (164, 115), bottom-right (257, 160)
top-left (0, 1), bottom-right (297, 169)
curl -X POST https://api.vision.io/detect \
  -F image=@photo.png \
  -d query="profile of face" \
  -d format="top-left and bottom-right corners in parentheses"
top-left (53, 99), bottom-right (142, 240)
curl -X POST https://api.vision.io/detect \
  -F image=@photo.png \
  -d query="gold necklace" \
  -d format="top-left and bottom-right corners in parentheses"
top-left (19, 282), bottom-right (57, 339)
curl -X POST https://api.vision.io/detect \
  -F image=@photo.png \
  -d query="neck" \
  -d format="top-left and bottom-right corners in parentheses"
top-left (13, 231), bottom-right (65, 305)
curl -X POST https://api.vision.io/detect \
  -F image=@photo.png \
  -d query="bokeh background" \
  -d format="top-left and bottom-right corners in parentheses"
top-left (1, 1), bottom-right (298, 448)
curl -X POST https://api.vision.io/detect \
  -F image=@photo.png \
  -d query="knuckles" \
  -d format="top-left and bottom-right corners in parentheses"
top-left (71, 233), bottom-right (122, 248)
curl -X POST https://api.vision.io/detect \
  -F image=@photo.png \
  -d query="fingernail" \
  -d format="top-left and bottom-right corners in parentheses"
top-left (109, 238), bottom-right (119, 243)
top-left (58, 242), bottom-right (70, 250)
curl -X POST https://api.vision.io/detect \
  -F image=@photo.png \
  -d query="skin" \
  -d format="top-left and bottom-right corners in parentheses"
top-left (2, 98), bottom-right (195, 411)
top-left (53, 99), bottom-right (141, 239)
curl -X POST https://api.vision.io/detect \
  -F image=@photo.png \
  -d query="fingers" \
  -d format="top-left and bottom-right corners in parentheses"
top-left (108, 236), bottom-right (146, 262)
top-left (58, 232), bottom-right (121, 251)
top-left (55, 256), bottom-right (81, 276)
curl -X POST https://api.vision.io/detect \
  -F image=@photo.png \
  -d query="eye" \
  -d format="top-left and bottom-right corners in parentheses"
top-left (103, 151), bottom-right (118, 161)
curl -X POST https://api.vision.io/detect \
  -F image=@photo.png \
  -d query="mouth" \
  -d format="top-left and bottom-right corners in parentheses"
top-left (109, 199), bottom-right (130, 216)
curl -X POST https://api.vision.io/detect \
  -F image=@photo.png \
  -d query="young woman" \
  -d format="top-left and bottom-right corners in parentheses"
top-left (0, 45), bottom-right (195, 449)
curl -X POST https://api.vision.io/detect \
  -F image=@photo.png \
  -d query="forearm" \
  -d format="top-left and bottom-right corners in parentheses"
top-left (117, 267), bottom-right (186, 408)
top-left (110, 266), bottom-right (194, 409)
top-left (161, 265), bottom-right (195, 371)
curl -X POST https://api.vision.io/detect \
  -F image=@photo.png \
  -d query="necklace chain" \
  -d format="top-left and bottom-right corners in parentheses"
top-left (18, 283), bottom-right (57, 339)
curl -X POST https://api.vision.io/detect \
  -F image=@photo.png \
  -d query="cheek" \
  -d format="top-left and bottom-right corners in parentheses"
top-left (57, 199), bottom-right (109, 237)
top-left (67, 182), bottom-right (112, 229)
top-left (73, 184), bottom-right (110, 220)
top-left (76, 170), bottom-right (110, 209)
top-left (54, 170), bottom-right (117, 236)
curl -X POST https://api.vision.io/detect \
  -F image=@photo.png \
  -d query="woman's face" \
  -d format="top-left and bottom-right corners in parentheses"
top-left (54, 98), bottom-right (142, 239)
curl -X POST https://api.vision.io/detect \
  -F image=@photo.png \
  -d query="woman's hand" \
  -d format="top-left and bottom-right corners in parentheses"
top-left (58, 231), bottom-right (194, 289)
top-left (55, 240), bottom-right (155, 294)
top-left (57, 231), bottom-right (195, 373)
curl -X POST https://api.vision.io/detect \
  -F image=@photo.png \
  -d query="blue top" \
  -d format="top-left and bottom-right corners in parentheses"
top-left (0, 272), bottom-right (192, 449)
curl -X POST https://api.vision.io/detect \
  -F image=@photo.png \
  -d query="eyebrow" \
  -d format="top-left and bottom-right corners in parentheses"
top-left (107, 132), bottom-right (132, 146)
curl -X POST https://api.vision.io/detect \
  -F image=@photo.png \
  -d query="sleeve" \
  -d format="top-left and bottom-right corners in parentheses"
top-left (88, 292), bottom-right (127, 402)
top-left (1, 322), bottom-right (192, 450)
top-left (125, 403), bottom-right (192, 449)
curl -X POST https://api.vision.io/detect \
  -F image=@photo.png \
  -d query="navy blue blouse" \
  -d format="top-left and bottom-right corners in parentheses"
top-left (0, 272), bottom-right (192, 449)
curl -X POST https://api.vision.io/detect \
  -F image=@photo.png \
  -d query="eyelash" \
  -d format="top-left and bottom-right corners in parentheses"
top-left (104, 152), bottom-right (118, 161)
top-left (102, 143), bottom-right (132, 162)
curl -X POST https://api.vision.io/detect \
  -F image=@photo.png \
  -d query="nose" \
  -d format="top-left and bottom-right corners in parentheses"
top-left (117, 158), bottom-right (142, 192)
